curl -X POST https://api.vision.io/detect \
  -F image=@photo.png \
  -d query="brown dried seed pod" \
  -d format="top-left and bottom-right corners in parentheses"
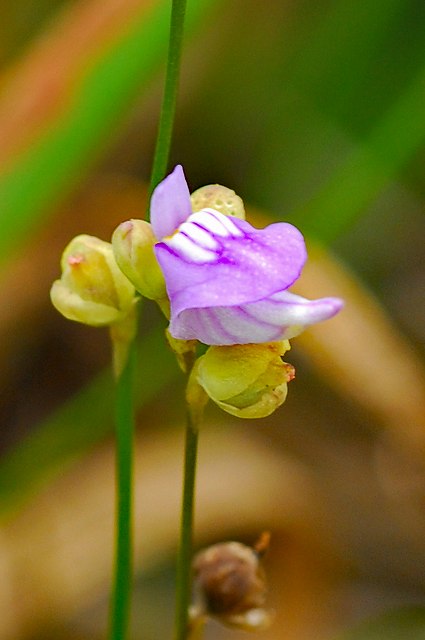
top-left (192, 540), bottom-right (268, 617)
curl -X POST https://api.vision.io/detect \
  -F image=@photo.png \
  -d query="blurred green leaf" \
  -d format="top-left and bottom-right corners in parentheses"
top-left (0, 0), bottom-right (220, 264)
top-left (288, 0), bottom-right (425, 133)
top-left (259, 0), bottom-right (425, 240)
top-left (334, 608), bottom-right (425, 640)
top-left (295, 61), bottom-right (425, 242)
top-left (179, 0), bottom-right (425, 245)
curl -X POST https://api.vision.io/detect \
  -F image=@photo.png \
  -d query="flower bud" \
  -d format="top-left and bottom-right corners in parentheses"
top-left (50, 234), bottom-right (136, 327)
top-left (192, 537), bottom-right (273, 631)
top-left (112, 219), bottom-right (167, 301)
top-left (190, 184), bottom-right (245, 220)
top-left (189, 341), bottom-right (294, 418)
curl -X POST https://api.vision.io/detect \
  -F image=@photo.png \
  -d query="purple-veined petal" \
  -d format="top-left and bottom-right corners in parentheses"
top-left (169, 290), bottom-right (344, 345)
top-left (150, 165), bottom-right (192, 240)
top-left (155, 209), bottom-right (307, 317)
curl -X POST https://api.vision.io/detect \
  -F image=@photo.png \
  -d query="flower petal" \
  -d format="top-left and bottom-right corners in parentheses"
top-left (50, 280), bottom-right (124, 326)
top-left (155, 209), bottom-right (307, 318)
top-left (169, 290), bottom-right (344, 345)
top-left (150, 165), bottom-right (192, 240)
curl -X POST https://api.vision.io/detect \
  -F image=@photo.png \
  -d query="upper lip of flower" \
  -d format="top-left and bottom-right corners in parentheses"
top-left (150, 165), bottom-right (343, 345)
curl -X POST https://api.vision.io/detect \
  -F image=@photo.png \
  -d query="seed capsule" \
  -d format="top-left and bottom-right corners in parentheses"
top-left (192, 537), bottom-right (273, 631)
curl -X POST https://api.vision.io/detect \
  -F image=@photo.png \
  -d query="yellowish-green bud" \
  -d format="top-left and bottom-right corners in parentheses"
top-left (50, 234), bottom-right (136, 327)
top-left (190, 184), bottom-right (245, 220)
top-left (189, 341), bottom-right (294, 418)
top-left (112, 219), bottom-right (167, 301)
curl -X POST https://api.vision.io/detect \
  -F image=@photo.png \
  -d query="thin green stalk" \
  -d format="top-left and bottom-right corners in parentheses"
top-left (146, 1), bottom-right (194, 637)
top-left (175, 409), bottom-right (199, 640)
top-left (109, 0), bottom-right (187, 627)
top-left (148, 0), bottom-right (188, 202)
top-left (109, 344), bottom-right (136, 640)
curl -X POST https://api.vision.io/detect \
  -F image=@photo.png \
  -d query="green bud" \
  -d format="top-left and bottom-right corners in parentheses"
top-left (112, 219), bottom-right (167, 301)
top-left (190, 341), bottom-right (294, 418)
top-left (190, 184), bottom-right (245, 220)
top-left (50, 234), bottom-right (136, 327)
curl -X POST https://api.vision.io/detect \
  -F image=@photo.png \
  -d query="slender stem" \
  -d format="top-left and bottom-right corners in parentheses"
top-left (175, 408), bottom-right (199, 640)
top-left (109, 344), bottom-right (136, 640)
top-left (147, 1), bottom-right (193, 636)
top-left (109, 0), bottom-right (187, 634)
top-left (148, 0), bottom-right (188, 203)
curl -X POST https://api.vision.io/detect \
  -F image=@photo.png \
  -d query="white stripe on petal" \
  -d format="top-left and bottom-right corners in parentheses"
top-left (178, 221), bottom-right (219, 249)
top-left (188, 209), bottom-right (243, 238)
top-left (207, 209), bottom-right (244, 236)
top-left (166, 232), bottom-right (217, 263)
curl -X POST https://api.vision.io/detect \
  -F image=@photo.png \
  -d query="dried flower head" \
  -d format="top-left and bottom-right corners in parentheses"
top-left (192, 535), bottom-right (273, 631)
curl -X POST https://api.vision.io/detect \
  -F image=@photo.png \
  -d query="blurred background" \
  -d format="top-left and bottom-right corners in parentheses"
top-left (0, 0), bottom-right (425, 638)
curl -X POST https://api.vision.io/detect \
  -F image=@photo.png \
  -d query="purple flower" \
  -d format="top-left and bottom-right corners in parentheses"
top-left (152, 166), bottom-right (343, 346)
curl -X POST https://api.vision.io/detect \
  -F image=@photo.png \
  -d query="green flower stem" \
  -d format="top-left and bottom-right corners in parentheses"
top-left (146, 0), bottom-right (193, 637)
top-left (109, 343), bottom-right (136, 640)
top-left (175, 407), bottom-right (200, 640)
top-left (148, 0), bottom-right (188, 201)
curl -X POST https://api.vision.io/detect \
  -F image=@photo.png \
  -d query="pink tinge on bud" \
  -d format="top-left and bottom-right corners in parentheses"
top-left (121, 220), bottom-right (133, 233)
top-left (284, 362), bottom-right (296, 382)
top-left (68, 254), bottom-right (84, 266)
top-left (119, 220), bottom-right (134, 239)
top-left (50, 234), bottom-right (136, 328)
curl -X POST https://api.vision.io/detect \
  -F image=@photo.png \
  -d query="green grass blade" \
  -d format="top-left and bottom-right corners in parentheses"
top-left (0, 0), bottom-right (220, 263)
top-left (294, 61), bottom-right (425, 242)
